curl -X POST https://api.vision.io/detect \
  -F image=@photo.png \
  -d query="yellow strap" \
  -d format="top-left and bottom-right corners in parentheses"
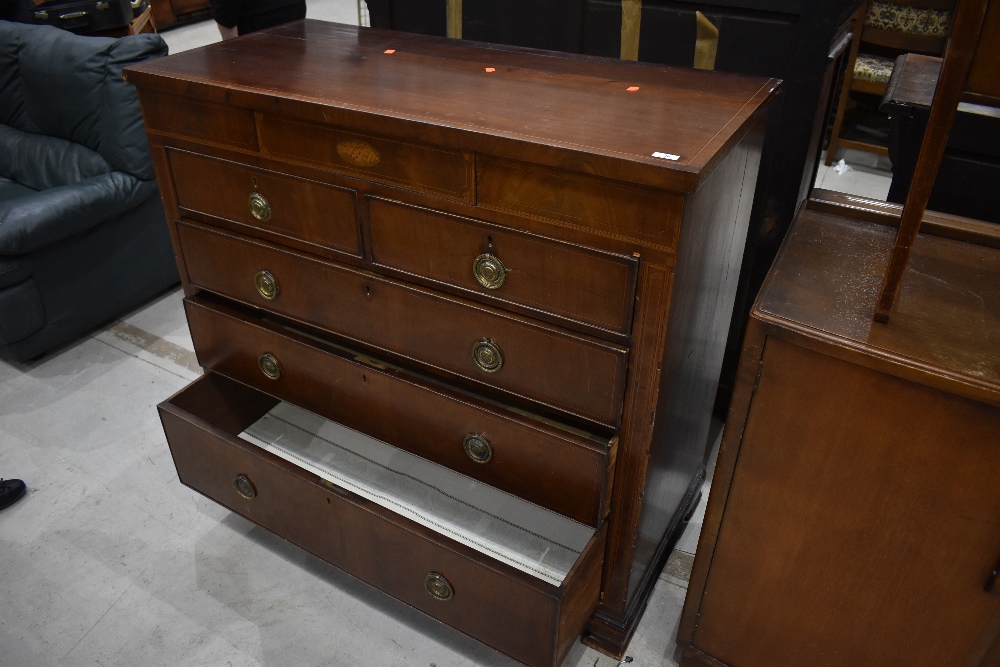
top-left (620, 0), bottom-right (642, 61)
top-left (694, 11), bottom-right (719, 70)
top-left (447, 0), bottom-right (462, 39)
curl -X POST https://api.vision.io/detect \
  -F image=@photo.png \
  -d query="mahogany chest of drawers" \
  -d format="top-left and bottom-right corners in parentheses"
top-left (126, 20), bottom-right (776, 665)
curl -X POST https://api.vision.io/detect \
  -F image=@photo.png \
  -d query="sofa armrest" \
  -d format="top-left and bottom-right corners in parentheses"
top-left (0, 171), bottom-right (157, 255)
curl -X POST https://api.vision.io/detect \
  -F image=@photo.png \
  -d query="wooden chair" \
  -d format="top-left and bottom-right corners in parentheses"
top-left (825, 0), bottom-right (954, 165)
top-left (876, 0), bottom-right (1000, 320)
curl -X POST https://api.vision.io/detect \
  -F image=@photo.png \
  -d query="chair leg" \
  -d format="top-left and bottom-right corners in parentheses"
top-left (826, 75), bottom-right (851, 164)
top-left (825, 2), bottom-right (868, 165)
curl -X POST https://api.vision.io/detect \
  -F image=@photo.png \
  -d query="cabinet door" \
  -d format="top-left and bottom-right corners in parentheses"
top-left (692, 338), bottom-right (1000, 666)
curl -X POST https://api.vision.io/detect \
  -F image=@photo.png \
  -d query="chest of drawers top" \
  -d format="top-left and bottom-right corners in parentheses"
top-left (124, 19), bottom-right (776, 194)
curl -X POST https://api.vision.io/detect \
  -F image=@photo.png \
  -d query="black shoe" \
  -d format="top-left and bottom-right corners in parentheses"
top-left (0, 479), bottom-right (26, 510)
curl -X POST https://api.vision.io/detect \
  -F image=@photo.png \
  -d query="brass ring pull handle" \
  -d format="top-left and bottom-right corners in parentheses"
top-left (424, 572), bottom-right (453, 601)
top-left (258, 353), bottom-right (282, 380)
top-left (472, 253), bottom-right (506, 290)
top-left (463, 434), bottom-right (493, 464)
top-left (254, 270), bottom-right (279, 300)
top-left (472, 339), bottom-right (503, 373)
top-left (248, 191), bottom-right (271, 222)
top-left (462, 433), bottom-right (493, 463)
top-left (233, 474), bottom-right (256, 499)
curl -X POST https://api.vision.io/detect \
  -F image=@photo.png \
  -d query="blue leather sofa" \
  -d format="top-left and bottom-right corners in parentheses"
top-left (0, 21), bottom-right (178, 362)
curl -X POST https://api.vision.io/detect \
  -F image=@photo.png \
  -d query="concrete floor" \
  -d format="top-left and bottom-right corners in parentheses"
top-left (815, 148), bottom-right (894, 200)
top-left (0, 6), bottom-right (895, 664)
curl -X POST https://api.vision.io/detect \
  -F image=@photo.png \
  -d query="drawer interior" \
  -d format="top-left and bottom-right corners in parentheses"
top-left (163, 372), bottom-right (595, 586)
top-left (241, 400), bottom-right (595, 586)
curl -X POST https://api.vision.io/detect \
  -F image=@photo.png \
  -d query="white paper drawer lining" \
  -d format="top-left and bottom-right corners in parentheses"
top-left (239, 402), bottom-right (595, 586)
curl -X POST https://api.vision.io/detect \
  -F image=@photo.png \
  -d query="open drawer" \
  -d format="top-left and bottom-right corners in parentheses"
top-left (158, 372), bottom-right (607, 667)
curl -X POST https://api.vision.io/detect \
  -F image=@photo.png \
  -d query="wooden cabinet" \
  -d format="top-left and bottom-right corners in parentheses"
top-left (126, 20), bottom-right (776, 664)
top-left (150, 0), bottom-right (211, 30)
top-left (678, 193), bottom-right (1000, 667)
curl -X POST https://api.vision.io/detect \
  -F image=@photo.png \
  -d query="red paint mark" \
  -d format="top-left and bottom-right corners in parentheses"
top-left (485, 67), bottom-right (496, 73)
top-left (384, 49), bottom-right (396, 54)
top-left (626, 86), bottom-right (640, 92)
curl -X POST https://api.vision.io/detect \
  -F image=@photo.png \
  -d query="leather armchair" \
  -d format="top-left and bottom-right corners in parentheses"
top-left (0, 21), bottom-right (178, 362)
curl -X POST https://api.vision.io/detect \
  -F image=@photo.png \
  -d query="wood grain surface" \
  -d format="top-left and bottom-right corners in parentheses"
top-left (184, 294), bottom-right (615, 527)
top-left (368, 197), bottom-right (638, 335)
top-left (679, 199), bottom-right (1000, 667)
top-left (177, 220), bottom-right (629, 427)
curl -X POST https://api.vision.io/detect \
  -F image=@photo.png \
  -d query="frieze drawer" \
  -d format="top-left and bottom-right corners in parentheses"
top-left (257, 114), bottom-right (476, 204)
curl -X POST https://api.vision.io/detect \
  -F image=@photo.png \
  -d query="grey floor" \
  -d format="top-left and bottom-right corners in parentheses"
top-left (0, 6), bottom-right (894, 665)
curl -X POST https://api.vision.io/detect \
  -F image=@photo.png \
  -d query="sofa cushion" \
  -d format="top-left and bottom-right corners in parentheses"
top-left (0, 176), bottom-right (35, 202)
top-left (0, 277), bottom-right (45, 345)
top-left (0, 171), bottom-right (156, 255)
top-left (0, 21), bottom-right (167, 180)
top-left (0, 255), bottom-right (32, 289)
top-left (0, 124), bottom-right (110, 191)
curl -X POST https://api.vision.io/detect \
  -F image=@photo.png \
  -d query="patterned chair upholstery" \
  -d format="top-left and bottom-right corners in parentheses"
top-left (865, 1), bottom-right (951, 36)
top-left (826, 0), bottom-right (954, 165)
top-left (854, 53), bottom-right (896, 85)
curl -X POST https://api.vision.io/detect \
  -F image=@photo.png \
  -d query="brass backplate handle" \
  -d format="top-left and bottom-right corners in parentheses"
top-left (463, 433), bottom-right (493, 463)
top-left (258, 353), bottom-right (282, 380)
top-left (472, 253), bottom-right (506, 290)
top-left (254, 270), bottom-right (279, 300)
top-left (248, 191), bottom-right (271, 222)
top-left (472, 339), bottom-right (503, 373)
top-left (425, 572), bottom-right (453, 601)
top-left (233, 474), bottom-right (256, 499)
top-left (337, 139), bottom-right (381, 168)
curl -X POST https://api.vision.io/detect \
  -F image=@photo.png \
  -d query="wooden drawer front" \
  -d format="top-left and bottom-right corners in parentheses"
top-left (169, 149), bottom-right (361, 258)
top-left (369, 198), bottom-right (638, 335)
top-left (139, 91), bottom-right (258, 150)
top-left (478, 156), bottom-right (683, 250)
top-left (257, 115), bottom-right (475, 203)
top-left (184, 295), bottom-right (614, 526)
top-left (159, 373), bottom-right (607, 667)
top-left (178, 222), bottom-right (628, 426)
top-left (170, 0), bottom-right (208, 13)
